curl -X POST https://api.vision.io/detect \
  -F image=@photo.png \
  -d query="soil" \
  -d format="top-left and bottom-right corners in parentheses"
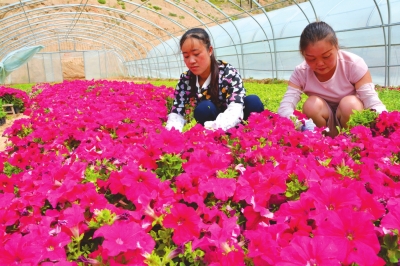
top-left (62, 57), bottom-right (86, 80)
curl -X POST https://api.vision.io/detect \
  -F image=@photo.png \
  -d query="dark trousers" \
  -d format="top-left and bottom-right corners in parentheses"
top-left (194, 95), bottom-right (264, 125)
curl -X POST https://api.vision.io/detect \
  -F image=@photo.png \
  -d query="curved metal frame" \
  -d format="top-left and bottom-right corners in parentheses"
top-left (0, 0), bottom-right (398, 85)
top-left (369, 0), bottom-right (388, 85)
top-left (252, 0), bottom-right (279, 79)
top-left (10, 29), bottom-right (137, 58)
top-left (163, 0), bottom-right (215, 76)
top-left (17, 0), bottom-right (38, 44)
top-left (228, 0), bottom-right (275, 78)
top-left (1, 4), bottom-right (182, 56)
top-left (168, 0), bottom-right (241, 75)
top-left (386, 0), bottom-right (392, 86)
top-left (1, 19), bottom-right (144, 59)
top-left (64, 0), bottom-right (89, 39)
top-left (204, 0), bottom-right (245, 76)
top-left (0, 14), bottom-right (177, 68)
top-left (0, 6), bottom-right (184, 76)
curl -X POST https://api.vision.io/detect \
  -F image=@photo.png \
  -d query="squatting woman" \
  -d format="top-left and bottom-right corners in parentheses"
top-left (166, 28), bottom-right (264, 132)
top-left (278, 21), bottom-right (387, 137)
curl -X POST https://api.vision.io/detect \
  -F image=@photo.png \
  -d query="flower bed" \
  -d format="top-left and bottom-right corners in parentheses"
top-left (0, 80), bottom-right (400, 265)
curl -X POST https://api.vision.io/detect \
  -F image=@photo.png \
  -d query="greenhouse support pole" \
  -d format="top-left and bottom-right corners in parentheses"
top-left (307, 0), bottom-right (318, 22)
top-left (372, 0), bottom-right (388, 86)
top-left (205, 1), bottom-right (245, 78)
top-left (116, 0), bottom-right (187, 78)
top-left (18, 0), bottom-right (38, 44)
top-left (178, 1), bottom-right (241, 72)
top-left (105, 50), bottom-right (108, 79)
top-left (98, 50), bottom-right (102, 78)
top-left (42, 53), bottom-right (46, 82)
top-left (165, 0), bottom-right (217, 78)
top-left (292, 0), bottom-right (312, 24)
top-left (229, 0), bottom-right (274, 79)
top-left (50, 53), bottom-right (54, 82)
top-left (27, 62), bottom-right (31, 83)
top-left (387, 0), bottom-right (391, 86)
top-left (146, 58), bottom-right (150, 79)
top-left (155, 51), bottom-right (161, 80)
top-left (58, 35), bottom-right (61, 52)
top-left (60, 52), bottom-right (64, 82)
top-left (252, 0), bottom-right (277, 79)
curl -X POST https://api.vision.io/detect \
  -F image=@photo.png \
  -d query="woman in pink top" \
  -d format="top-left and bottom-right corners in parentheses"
top-left (278, 21), bottom-right (387, 137)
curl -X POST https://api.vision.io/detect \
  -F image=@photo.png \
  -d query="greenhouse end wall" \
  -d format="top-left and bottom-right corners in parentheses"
top-left (3, 50), bottom-right (127, 84)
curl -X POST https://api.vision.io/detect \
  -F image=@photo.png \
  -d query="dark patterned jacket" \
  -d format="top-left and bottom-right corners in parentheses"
top-left (170, 60), bottom-right (246, 117)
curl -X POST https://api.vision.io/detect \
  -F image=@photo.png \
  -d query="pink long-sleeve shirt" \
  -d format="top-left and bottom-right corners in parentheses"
top-left (289, 50), bottom-right (368, 104)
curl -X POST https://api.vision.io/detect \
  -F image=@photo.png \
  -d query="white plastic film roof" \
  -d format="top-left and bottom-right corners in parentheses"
top-left (1, 0), bottom-right (399, 85)
top-left (140, 0), bottom-right (400, 86)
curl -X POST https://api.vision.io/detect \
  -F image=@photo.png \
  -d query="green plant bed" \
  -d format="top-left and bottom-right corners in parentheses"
top-left (9, 83), bottom-right (36, 93)
top-left (145, 80), bottom-right (400, 113)
top-left (145, 80), bottom-right (304, 113)
top-left (245, 82), bottom-right (307, 113)
top-left (0, 99), bottom-right (7, 123)
top-left (8, 80), bottom-right (400, 113)
top-left (377, 88), bottom-right (400, 111)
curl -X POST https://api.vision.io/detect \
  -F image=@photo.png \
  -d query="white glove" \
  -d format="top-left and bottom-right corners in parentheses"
top-left (302, 118), bottom-right (316, 131)
top-left (356, 83), bottom-right (387, 113)
top-left (290, 115), bottom-right (303, 131)
top-left (204, 102), bottom-right (243, 131)
top-left (290, 116), bottom-right (316, 132)
top-left (204, 120), bottom-right (217, 130)
top-left (278, 86), bottom-right (302, 118)
top-left (165, 113), bottom-right (185, 132)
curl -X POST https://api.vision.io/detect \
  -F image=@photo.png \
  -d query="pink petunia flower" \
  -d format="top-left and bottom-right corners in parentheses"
top-left (93, 220), bottom-right (155, 257)
top-left (276, 235), bottom-right (340, 265)
top-left (198, 177), bottom-right (236, 201)
top-left (314, 209), bottom-right (381, 264)
top-left (163, 203), bottom-right (201, 245)
top-left (0, 233), bottom-right (43, 265)
top-left (60, 203), bottom-right (88, 238)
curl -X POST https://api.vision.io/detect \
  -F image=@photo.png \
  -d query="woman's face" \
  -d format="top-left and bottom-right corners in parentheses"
top-left (181, 37), bottom-right (213, 79)
top-left (303, 39), bottom-right (338, 80)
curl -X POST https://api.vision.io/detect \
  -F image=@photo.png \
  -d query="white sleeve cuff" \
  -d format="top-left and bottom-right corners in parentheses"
top-left (165, 113), bottom-right (185, 132)
top-left (356, 83), bottom-right (387, 114)
top-left (278, 86), bottom-right (302, 118)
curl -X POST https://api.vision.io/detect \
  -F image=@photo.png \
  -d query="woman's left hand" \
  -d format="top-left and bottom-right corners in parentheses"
top-left (204, 120), bottom-right (217, 130)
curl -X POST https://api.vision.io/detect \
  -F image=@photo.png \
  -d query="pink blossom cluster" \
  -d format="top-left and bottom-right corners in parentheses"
top-left (0, 86), bottom-right (30, 108)
top-left (380, 85), bottom-right (400, 91)
top-left (0, 80), bottom-right (400, 265)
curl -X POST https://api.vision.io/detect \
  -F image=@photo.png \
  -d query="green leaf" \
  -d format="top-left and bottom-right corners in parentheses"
top-left (155, 153), bottom-right (185, 181)
top-left (88, 209), bottom-right (117, 229)
top-left (3, 162), bottom-right (23, 177)
top-left (345, 109), bottom-right (379, 133)
top-left (285, 174), bottom-right (308, 201)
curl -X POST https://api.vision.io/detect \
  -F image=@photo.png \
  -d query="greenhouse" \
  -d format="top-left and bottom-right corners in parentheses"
top-left (1, 0), bottom-right (399, 85)
top-left (1, 1), bottom-right (400, 265)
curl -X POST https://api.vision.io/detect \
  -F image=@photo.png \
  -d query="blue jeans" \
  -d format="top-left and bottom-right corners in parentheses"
top-left (194, 95), bottom-right (264, 125)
